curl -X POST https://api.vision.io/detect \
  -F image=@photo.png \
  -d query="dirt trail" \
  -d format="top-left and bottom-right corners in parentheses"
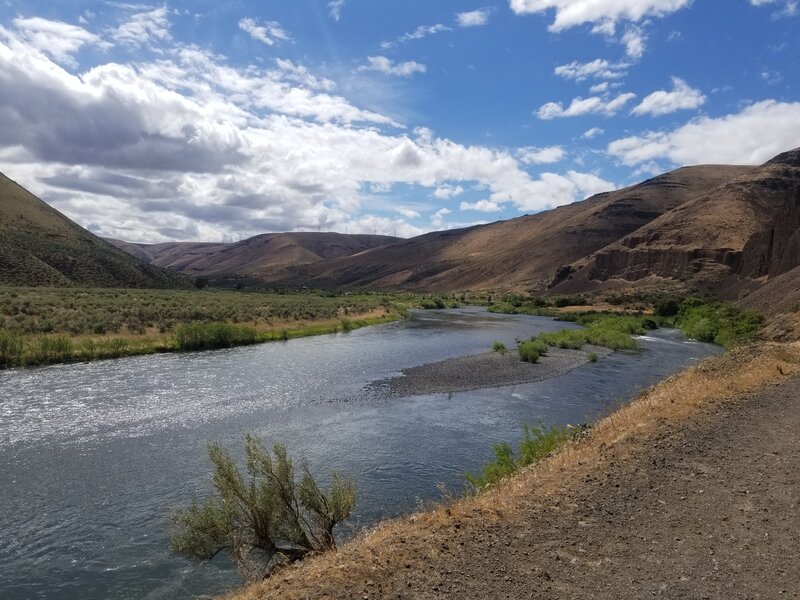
top-left (230, 350), bottom-right (800, 600)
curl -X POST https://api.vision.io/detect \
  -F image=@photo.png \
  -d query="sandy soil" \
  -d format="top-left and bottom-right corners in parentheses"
top-left (228, 345), bottom-right (800, 600)
top-left (369, 346), bottom-right (611, 396)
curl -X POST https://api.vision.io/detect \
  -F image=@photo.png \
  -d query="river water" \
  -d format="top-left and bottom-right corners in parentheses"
top-left (0, 308), bottom-right (720, 599)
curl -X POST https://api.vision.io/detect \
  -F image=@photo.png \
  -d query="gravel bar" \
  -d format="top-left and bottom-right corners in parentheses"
top-left (369, 345), bottom-right (612, 397)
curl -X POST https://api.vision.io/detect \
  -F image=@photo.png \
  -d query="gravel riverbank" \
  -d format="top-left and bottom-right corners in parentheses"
top-left (369, 345), bottom-right (612, 396)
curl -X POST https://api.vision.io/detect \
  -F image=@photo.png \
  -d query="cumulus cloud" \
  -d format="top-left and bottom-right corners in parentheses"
top-left (433, 184), bottom-right (465, 199)
top-left (608, 100), bottom-right (800, 166)
top-left (537, 92), bottom-right (637, 119)
top-left (554, 59), bottom-right (629, 81)
top-left (459, 199), bottom-right (502, 212)
top-left (111, 6), bottom-right (170, 48)
top-left (358, 56), bottom-right (427, 77)
top-left (516, 146), bottom-right (566, 164)
top-left (582, 127), bottom-right (604, 139)
top-left (621, 25), bottom-right (647, 59)
top-left (631, 77), bottom-right (706, 116)
top-left (456, 9), bottom-right (492, 27)
top-left (395, 206), bottom-right (421, 219)
top-left (5, 17), bottom-right (108, 67)
top-left (508, 0), bottom-right (693, 31)
top-left (239, 18), bottom-right (290, 46)
top-left (0, 14), bottom-right (621, 241)
top-left (514, 171), bottom-right (616, 211)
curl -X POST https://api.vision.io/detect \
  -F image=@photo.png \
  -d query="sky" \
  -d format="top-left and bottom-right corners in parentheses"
top-left (0, 1), bottom-right (798, 243)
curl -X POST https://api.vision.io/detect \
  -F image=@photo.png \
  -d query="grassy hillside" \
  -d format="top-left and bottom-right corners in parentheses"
top-left (0, 173), bottom-right (189, 288)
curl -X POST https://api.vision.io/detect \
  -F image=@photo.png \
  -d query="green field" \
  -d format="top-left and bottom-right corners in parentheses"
top-left (0, 287), bottom-right (410, 368)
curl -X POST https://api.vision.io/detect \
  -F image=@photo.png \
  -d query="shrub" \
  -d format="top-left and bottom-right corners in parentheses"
top-left (0, 329), bottom-right (22, 367)
top-left (467, 424), bottom-right (588, 491)
top-left (492, 341), bottom-right (506, 354)
top-left (174, 322), bottom-right (259, 351)
top-left (654, 297), bottom-right (680, 317)
top-left (170, 435), bottom-right (356, 581)
top-left (676, 301), bottom-right (762, 349)
top-left (518, 339), bottom-right (548, 363)
top-left (587, 352), bottom-right (598, 362)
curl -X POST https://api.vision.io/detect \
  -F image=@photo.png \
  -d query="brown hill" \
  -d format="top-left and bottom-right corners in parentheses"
top-left (551, 148), bottom-right (800, 297)
top-left (108, 232), bottom-right (399, 280)
top-left (0, 172), bottom-right (189, 288)
top-left (271, 164), bottom-right (753, 291)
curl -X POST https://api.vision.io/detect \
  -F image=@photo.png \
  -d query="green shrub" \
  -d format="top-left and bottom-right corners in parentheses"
top-left (587, 352), bottom-right (598, 362)
top-left (0, 329), bottom-right (22, 367)
top-left (676, 301), bottom-right (762, 349)
top-left (518, 339), bottom-right (548, 363)
top-left (174, 322), bottom-right (259, 351)
top-left (467, 424), bottom-right (588, 491)
top-left (492, 341), bottom-right (506, 354)
top-left (170, 435), bottom-right (356, 581)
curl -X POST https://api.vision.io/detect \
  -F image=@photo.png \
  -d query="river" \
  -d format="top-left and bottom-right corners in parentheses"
top-left (0, 308), bottom-right (720, 599)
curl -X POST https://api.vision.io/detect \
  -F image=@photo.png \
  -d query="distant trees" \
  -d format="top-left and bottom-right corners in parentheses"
top-left (170, 435), bottom-right (356, 580)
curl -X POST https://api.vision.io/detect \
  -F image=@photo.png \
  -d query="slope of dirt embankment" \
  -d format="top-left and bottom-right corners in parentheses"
top-left (226, 343), bottom-right (800, 600)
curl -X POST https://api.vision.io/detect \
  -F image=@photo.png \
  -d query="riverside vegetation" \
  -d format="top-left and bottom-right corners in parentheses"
top-left (170, 435), bottom-right (356, 581)
top-left (473, 296), bottom-right (763, 496)
top-left (0, 287), bottom-right (411, 368)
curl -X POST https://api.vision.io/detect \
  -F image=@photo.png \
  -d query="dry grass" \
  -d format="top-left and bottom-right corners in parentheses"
top-left (222, 341), bottom-right (800, 600)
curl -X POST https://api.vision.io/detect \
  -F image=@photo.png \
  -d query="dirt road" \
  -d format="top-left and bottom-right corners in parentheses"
top-left (230, 349), bottom-right (800, 600)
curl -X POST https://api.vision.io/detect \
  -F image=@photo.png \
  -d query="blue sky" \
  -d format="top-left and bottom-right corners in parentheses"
top-left (0, 0), bottom-right (797, 242)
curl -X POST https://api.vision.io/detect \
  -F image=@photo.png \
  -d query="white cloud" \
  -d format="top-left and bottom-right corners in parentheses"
top-left (537, 92), bottom-right (636, 119)
top-left (456, 9), bottom-right (492, 27)
top-left (433, 184), bottom-right (465, 199)
top-left (0, 15), bottom-right (623, 242)
top-left (621, 25), bottom-right (647, 59)
top-left (384, 23), bottom-right (452, 48)
top-left (328, 0), bottom-right (346, 21)
top-left (517, 146), bottom-right (566, 164)
top-left (5, 17), bottom-right (108, 67)
top-left (608, 100), bottom-right (800, 166)
top-left (631, 77), bottom-right (706, 116)
top-left (395, 206), bottom-right (421, 219)
top-left (554, 58), bottom-right (629, 81)
top-left (431, 207), bottom-right (452, 227)
top-left (508, 0), bottom-right (693, 31)
top-left (358, 56), bottom-right (426, 77)
top-left (582, 127), bottom-right (604, 139)
top-left (111, 6), bottom-right (170, 48)
top-left (238, 18), bottom-right (290, 46)
top-left (750, 0), bottom-right (798, 17)
top-left (459, 199), bottom-right (502, 212)
top-left (514, 171), bottom-right (616, 211)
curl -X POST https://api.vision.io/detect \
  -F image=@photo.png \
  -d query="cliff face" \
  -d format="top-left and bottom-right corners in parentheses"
top-left (270, 165), bottom-right (753, 292)
top-left (552, 148), bottom-right (800, 294)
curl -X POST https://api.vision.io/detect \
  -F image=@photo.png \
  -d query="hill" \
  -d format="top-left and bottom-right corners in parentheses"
top-left (270, 164), bottom-right (753, 291)
top-left (107, 232), bottom-right (399, 282)
top-left (551, 148), bottom-right (800, 297)
top-left (0, 172), bottom-right (189, 288)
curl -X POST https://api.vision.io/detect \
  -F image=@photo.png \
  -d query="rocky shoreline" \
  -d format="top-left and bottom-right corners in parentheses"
top-left (369, 345), bottom-right (613, 396)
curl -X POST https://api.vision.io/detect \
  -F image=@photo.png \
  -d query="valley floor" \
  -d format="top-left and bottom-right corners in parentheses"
top-left (226, 343), bottom-right (800, 600)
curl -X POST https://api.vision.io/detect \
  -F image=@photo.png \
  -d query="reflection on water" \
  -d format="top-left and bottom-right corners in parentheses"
top-left (0, 308), bottom-right (720, 599)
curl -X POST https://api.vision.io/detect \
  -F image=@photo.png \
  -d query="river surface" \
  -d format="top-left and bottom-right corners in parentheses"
top-left (0, 308), bottom-right (720, 599)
